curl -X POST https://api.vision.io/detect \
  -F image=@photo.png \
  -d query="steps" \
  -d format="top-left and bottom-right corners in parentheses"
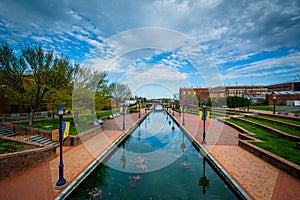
top-left (24, 135), bottom-right (59, 147)
top-left (0, 126), bottom-right (17, 137)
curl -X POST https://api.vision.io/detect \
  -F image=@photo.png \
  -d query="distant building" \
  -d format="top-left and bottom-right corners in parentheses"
top-left (267, 81), bottom-right (300, 92)
top-left (209, 85), bottom-right (268, 98)
top-left (179, 87), bottom-right (209, 106)
top-left (266, 81), bottom-right (300, 106)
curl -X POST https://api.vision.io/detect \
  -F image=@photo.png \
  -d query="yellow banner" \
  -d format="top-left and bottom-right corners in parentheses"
top-left (199, 111), bottom-right (210, 121)
top-left (63, 121), bottom-right (70, 139)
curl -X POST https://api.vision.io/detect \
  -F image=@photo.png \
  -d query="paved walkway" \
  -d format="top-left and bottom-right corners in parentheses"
top-left (172, 110), bottom-right (300, 200)
top-left (0, 112), bottom-right (143, 200)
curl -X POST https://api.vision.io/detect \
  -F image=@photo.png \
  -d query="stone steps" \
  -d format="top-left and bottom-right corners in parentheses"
top-left (0, 126), bottom-right (17, 137)
top-left (24, 135), bottom-right (59, 147)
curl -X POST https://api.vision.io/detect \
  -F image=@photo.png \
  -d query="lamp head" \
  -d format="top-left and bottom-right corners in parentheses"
top-left (58, 105), bottom-right (64, 116)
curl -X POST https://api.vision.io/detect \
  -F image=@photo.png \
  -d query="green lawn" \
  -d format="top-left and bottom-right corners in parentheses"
top-left (227, 118), bottom-right (300, 166)
top-left (256, 114), bottom-right (300, 125)
top-left (244, 117), bottom-right (300, 137)
top-left (18, 111), bottom-right (113, 135)
top-left (0, 138), bottom-right (37, 154)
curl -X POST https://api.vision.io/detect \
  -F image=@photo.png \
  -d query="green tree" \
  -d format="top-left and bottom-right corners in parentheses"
top-left (0, 43), bottom-right (78, 125)
top-left (72, 66), bottom-right (108, 114)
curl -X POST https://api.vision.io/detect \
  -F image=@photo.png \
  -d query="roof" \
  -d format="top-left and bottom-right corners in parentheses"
top-left (268, 91), bottom-right (300, 95)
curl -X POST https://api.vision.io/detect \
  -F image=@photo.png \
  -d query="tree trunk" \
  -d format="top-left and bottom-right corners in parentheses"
top-left (29, 108), bottom-right (35, 126)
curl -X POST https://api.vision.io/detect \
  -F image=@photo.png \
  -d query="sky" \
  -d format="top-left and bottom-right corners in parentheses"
top-left (1, 0), bottom-right (300, 99)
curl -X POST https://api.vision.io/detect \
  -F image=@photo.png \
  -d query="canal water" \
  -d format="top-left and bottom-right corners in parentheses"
top-left (68, 112), bottom-right (237, 199)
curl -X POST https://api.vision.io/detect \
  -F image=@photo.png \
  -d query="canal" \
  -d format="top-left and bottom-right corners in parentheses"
top-left (67, 111), bottom-right (237, 199)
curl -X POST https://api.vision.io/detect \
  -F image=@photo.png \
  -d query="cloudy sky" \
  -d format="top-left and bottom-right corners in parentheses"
top-left (1, 0), bottom-right (300, 98)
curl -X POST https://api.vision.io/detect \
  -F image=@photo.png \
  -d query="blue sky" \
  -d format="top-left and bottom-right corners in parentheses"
top-left (1, 0), bottom-right (300, 98)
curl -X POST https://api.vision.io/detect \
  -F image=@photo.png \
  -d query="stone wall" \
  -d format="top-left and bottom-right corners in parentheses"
top-left (0, 144), bottom-right (56, 180)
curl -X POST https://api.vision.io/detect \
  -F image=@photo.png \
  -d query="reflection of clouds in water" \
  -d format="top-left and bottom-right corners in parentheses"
top-left (105, 112), bottom-right (192, 173)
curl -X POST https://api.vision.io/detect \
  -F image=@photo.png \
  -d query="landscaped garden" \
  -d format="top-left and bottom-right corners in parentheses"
top-left (0, 138), bottom-right (37, 154)
top-left (227, 117), bottom-right (300, 166)
top-left (17, 111), bottom-right (113, 136)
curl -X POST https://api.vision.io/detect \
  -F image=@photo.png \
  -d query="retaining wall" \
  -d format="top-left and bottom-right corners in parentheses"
top-left (0, 139), bottom-right (56, 180)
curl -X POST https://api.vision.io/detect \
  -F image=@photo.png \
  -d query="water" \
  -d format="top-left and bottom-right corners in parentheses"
top-left (68, 112), bottom-right (237, 199)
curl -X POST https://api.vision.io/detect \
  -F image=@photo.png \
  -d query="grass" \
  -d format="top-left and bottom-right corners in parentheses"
top-left (0, 138), bottom-right (37, 154)
top-left (244, 117), bottom-right (300, 137)
top-left (227, 118), bottom-right (300, 166)
top-left (247, 105), bottom-right (285, 112)
top-left (18, 111), bottom-right (113, 135)
top-left (256, 114), bottom-right (300, 125)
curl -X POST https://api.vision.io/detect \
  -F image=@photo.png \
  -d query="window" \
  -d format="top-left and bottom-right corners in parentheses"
top-left (11, 105), bottom-right (19, 113)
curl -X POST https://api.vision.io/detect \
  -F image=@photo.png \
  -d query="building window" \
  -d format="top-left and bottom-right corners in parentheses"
top-left (11, 105), bottom-right (19, 113)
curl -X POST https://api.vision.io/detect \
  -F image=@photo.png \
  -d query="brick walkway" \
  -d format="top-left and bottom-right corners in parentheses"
top-left (0, 112), bottom-right (142, 200)
top-left (172, 110), bottom-right (300, 200)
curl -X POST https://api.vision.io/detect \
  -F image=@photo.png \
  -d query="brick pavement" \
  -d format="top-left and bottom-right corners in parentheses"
top-left (172, 110), bottom-right (300, 200)
top-left (0, 112), bottom-right (142, 200)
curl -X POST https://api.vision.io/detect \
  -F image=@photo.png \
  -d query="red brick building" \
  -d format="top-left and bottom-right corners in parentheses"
top-left (179, 87), bottom-right (209, 106)
top-left (266, 81), bottom-right (300, 106)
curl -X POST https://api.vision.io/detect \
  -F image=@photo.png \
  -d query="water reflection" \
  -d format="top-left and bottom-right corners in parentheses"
top-left (68, 112), bottom-right (237, 199)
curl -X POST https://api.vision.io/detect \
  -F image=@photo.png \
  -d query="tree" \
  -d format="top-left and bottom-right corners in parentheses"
top-left (0, 43), bottom-right (78, 125)
top-left (72, 66), bottom-right (108, 114)
top-left (107, 82), bottom-right (132, 103)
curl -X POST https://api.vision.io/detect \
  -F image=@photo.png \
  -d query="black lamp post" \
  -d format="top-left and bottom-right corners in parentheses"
top-left (182, 103), bottom-right (185, 126)
top-left (52, 98), bottom-right (55, 120)
top-left (247, 96), bottom-right (250, 111)
top-left (171, 99), bottom-right (174, 116)
top-left (138, 99), bottom-right (141, 118)
top-left (202, 102), bottom-right (207, 144)
top-left (122, 103), bottom-right (126, 130)
top-left (273, 96), bottom-right (276, 114)
top-left (55, 105), bottom-right (67, 189)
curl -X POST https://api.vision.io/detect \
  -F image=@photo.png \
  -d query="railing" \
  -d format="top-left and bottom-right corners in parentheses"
top-left (0, 111), bottom-right (49, 122)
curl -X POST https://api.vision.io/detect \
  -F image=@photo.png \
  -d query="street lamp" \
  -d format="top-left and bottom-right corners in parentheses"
top-left (55, 105), bottom-right (67, 189)
top-left (52, 98), bottom-right (55, 120)
top-left (273, 96), bottom-right (277, 114)
top-left (138, 99), bottom-right (141, 118)
top-left (171, 99), bottom-right (174, 116)
top-left (202, 102), bottom-right (207, 144)
top-left (182, 103), bottom-right (185, 126)
top-left (247, 96), bottom-right (250, 112)
top-left (122, 103), bottom-right (126, 130)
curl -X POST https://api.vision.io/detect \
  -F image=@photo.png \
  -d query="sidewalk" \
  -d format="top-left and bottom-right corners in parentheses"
top-left (0, 112), bottom-right (143, 200)
top-left (172, 110), bottom-right (300, 200)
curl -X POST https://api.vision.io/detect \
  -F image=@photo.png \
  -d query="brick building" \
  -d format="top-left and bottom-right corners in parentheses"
top-left (209, 85), bottom-right (268, 98)
top-left (179, 87), bottom-right (209, 106)
top-left (266, 81), bottom-right (300, 106)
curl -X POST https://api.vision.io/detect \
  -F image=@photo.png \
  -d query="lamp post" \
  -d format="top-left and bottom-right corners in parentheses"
top-left (202, 102), bottom-right (207, 144)
top-left (138, 99), bottom-right (141, 118)
top-left (52, 98), bottom-right (55, 120)
top-left (55, 105), bottom-right (67, 189)
top-left (247, 96), bottom-right (250, 112)
top-left (122, 103), bottom-right (126, 130)
top-left (182, 103), bottom-right (185, 126)
top-left (273, 96), bottom-right (276, 114)
top-left (171, 99), bottom-right (174, 116)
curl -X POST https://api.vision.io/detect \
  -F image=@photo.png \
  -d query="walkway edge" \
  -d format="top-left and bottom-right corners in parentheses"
top-left (55, 113), bottom-right (149, 200)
